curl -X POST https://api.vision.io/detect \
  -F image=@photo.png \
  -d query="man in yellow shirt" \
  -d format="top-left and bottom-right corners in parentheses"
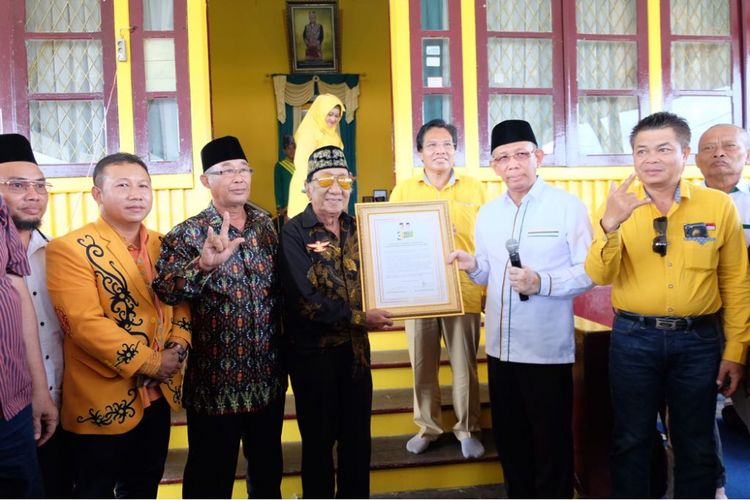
top-left (585, 112), bottom-right (750, 498)
top-left (389, 119), bottom-right (487, 458)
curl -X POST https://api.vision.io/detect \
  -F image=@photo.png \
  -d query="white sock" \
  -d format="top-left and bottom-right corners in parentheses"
top-left (460, 436), bottom-right (485, 458)
top-left (406, 434), bottom-right (431, 454)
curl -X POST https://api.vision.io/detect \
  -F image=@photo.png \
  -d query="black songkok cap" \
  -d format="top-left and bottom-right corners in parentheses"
top-left (200, 136), bottom-right (247, 172)
top-left (491, 120), bottom-right (538, 151)
top-left (306, 146), bottom-right (348, 181)
top-left (0, 133), bottom-right (37, 165)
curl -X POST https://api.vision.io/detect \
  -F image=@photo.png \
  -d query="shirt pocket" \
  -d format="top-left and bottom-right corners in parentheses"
top-left (683, 240), bottom-right (717, 269)
top-left (525, 229), bottom-right (565, 254)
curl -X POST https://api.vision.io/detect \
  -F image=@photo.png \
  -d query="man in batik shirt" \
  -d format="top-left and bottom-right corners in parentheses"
top-left (153, 136), bottom-right (285, 499)
top-left (280, 145), bottom-right (392, 499)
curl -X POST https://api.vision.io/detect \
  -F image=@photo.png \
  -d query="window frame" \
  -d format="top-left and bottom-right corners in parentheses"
top-left (129, 0), bottom-right (193, 174)
top-left (409, 0), bottom-right (465, 166)
top-left (8, 0), bottom-right (119, 178)
top-left (660, 0), bottom-right (744, 151)
top-left (475, 0), bottom-right (650, 167)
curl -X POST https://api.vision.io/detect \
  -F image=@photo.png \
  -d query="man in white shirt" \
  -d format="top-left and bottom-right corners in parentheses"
top-left (450, 120), bottom-right (593, 498)
top-left (0, 133), bottom-right (70, 497)
top-left (696, 124), bottom-right (750, 498)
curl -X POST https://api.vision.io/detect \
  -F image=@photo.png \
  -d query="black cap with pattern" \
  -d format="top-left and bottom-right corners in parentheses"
top-left (306, 146), bottom-right (348, 181)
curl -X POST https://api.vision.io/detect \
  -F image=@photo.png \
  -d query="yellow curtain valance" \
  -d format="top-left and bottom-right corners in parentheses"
top-left (272, 75), bottom-right (359, 124)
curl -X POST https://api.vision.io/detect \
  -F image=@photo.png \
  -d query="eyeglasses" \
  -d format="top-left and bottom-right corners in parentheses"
top-left (0, 179), bottom-right (52, 194)
top-left (205, 167), bottom-right (254, 177)
top-left (490, 149), bottom-right (535, 166)
top-left (652, 216), bottom-right (668, 257)
top-left (311, 174), bottom-right (355, 190)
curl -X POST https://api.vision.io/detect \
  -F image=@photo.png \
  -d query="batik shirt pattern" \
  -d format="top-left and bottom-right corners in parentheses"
top-left (280, 204), bottom-right (370, 375)
top-left (153, 203), bottom-right (285, 415)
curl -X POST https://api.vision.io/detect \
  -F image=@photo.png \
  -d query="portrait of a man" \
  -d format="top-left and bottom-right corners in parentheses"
top-left (288, 2), bottom-right (338, 72)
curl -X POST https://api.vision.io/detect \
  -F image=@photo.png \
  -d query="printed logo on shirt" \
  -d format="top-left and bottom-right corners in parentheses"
top-left (683, 222), bottom-right (716, 245)
top-left (526, 229), bottom-right (560, 238)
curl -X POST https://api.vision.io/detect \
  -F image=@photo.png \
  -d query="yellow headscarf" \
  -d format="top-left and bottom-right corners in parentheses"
top-left (287, 94), bottom-right (345, 218)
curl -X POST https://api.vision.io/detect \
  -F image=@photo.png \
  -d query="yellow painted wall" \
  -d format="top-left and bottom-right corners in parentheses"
top-left (207, 0), bottom-right (394, 214)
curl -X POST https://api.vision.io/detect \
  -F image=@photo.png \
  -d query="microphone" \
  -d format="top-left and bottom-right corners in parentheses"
top-left (505, 238), bottom-right (529, 302)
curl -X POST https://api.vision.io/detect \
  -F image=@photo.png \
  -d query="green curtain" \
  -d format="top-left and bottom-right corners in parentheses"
top-left (279, 74), bottom-right (359, 213)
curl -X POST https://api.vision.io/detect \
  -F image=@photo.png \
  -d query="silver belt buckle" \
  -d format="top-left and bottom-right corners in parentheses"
top-left (655, 318), bottom-right (680, 330)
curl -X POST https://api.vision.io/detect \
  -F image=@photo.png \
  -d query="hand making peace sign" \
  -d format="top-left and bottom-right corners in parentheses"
top-left (198, 211), bottom-right (246, 272)
top-left (600, 173), bottom-right (652, 233)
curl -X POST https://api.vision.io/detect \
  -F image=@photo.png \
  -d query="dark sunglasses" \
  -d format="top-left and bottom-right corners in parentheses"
top-left (652, 216), bottom-right (668, 257)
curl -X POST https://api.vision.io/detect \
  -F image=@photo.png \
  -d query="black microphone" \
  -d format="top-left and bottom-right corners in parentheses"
top-left (505, 238), bottom-right (529, 302)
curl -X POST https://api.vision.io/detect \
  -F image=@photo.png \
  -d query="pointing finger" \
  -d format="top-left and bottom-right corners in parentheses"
top-left (609, 180), bottom-right (617, 194)
top-left (220, 211), bottom-right (231, 238)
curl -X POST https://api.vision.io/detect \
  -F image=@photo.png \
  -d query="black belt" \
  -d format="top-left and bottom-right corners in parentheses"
top-left (615, 310), bottom-right (718, 331)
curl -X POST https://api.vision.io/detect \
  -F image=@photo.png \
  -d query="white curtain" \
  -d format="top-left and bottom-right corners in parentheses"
top-left (144, 0), bottom-right (174, 31)
top-left (272, 75), bottom-right (360, 125)
top-left (148, 99), bottom-right (179, 161)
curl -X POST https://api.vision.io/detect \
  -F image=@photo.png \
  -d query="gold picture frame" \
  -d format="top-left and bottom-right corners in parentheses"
top-left (286, 1), bottom-right (340, 73)
top-left (355, 200), bottom-right (465, 320)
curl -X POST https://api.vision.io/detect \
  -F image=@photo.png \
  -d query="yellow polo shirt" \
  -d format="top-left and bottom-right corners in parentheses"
top-left (389, 170), bottom-right (488, 313)
top-left (585, 179), bottom-right (750, 363)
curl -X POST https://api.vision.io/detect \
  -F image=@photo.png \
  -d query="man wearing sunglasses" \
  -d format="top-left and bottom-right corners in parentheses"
top-left (0, 133), bottom-right (70, 497)
top-left (279, 145), bottom-right (393, 498)
top-left (585, 112), bottom-right (750, 498)
top-left (389, 119), bottom-right (488, 460)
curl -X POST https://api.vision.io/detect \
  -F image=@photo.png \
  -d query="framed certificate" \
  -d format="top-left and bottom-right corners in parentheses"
top-left (355, 200), bottom-right (464, 320)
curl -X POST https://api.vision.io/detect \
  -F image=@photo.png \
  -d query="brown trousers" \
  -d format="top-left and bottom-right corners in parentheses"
top-left (405, 313), bottom-right (482, 440)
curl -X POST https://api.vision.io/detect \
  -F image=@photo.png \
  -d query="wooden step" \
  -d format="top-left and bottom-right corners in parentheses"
top-left (158, 429), bottom-right (502, 498)
top-left (372, 483), bottom-right (506, 498)
top-left (170, 384), bottom-right (492, 447)
top-left (369, 326), bottom-right (487, 351)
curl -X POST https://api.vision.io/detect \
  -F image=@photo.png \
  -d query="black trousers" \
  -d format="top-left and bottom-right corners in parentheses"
top-left (182, 398), bottom-right (285, 499)
top-left (37, 425), bottom-right (73, 498)
top-left (68, 396), bottom-right (171, 499)
top-left (290, 343), bottom-right (372, 499)
top-left (487, 356), bottom-right (574, 499)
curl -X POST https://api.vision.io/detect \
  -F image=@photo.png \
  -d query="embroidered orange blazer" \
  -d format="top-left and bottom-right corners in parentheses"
top-left (46, 218), bottom-right (191, 435)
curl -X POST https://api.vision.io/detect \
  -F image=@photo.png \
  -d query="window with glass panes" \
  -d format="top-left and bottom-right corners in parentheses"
top-left (0, 0), bottom-right (193, 177)
top-left (661, 0), bottom-right (743, 153)
top-left (4, 0), bottom-right (119, 177)
top-left (129, 0), bottom-right (192, 172)
top-left (476, 0), bottom-right (649, 166)
top-left (410, 0), bottom-right (465, 165)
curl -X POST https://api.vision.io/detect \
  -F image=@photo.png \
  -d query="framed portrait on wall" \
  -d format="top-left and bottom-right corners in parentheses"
top-left (286, 1), bottom-right (339, 73)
